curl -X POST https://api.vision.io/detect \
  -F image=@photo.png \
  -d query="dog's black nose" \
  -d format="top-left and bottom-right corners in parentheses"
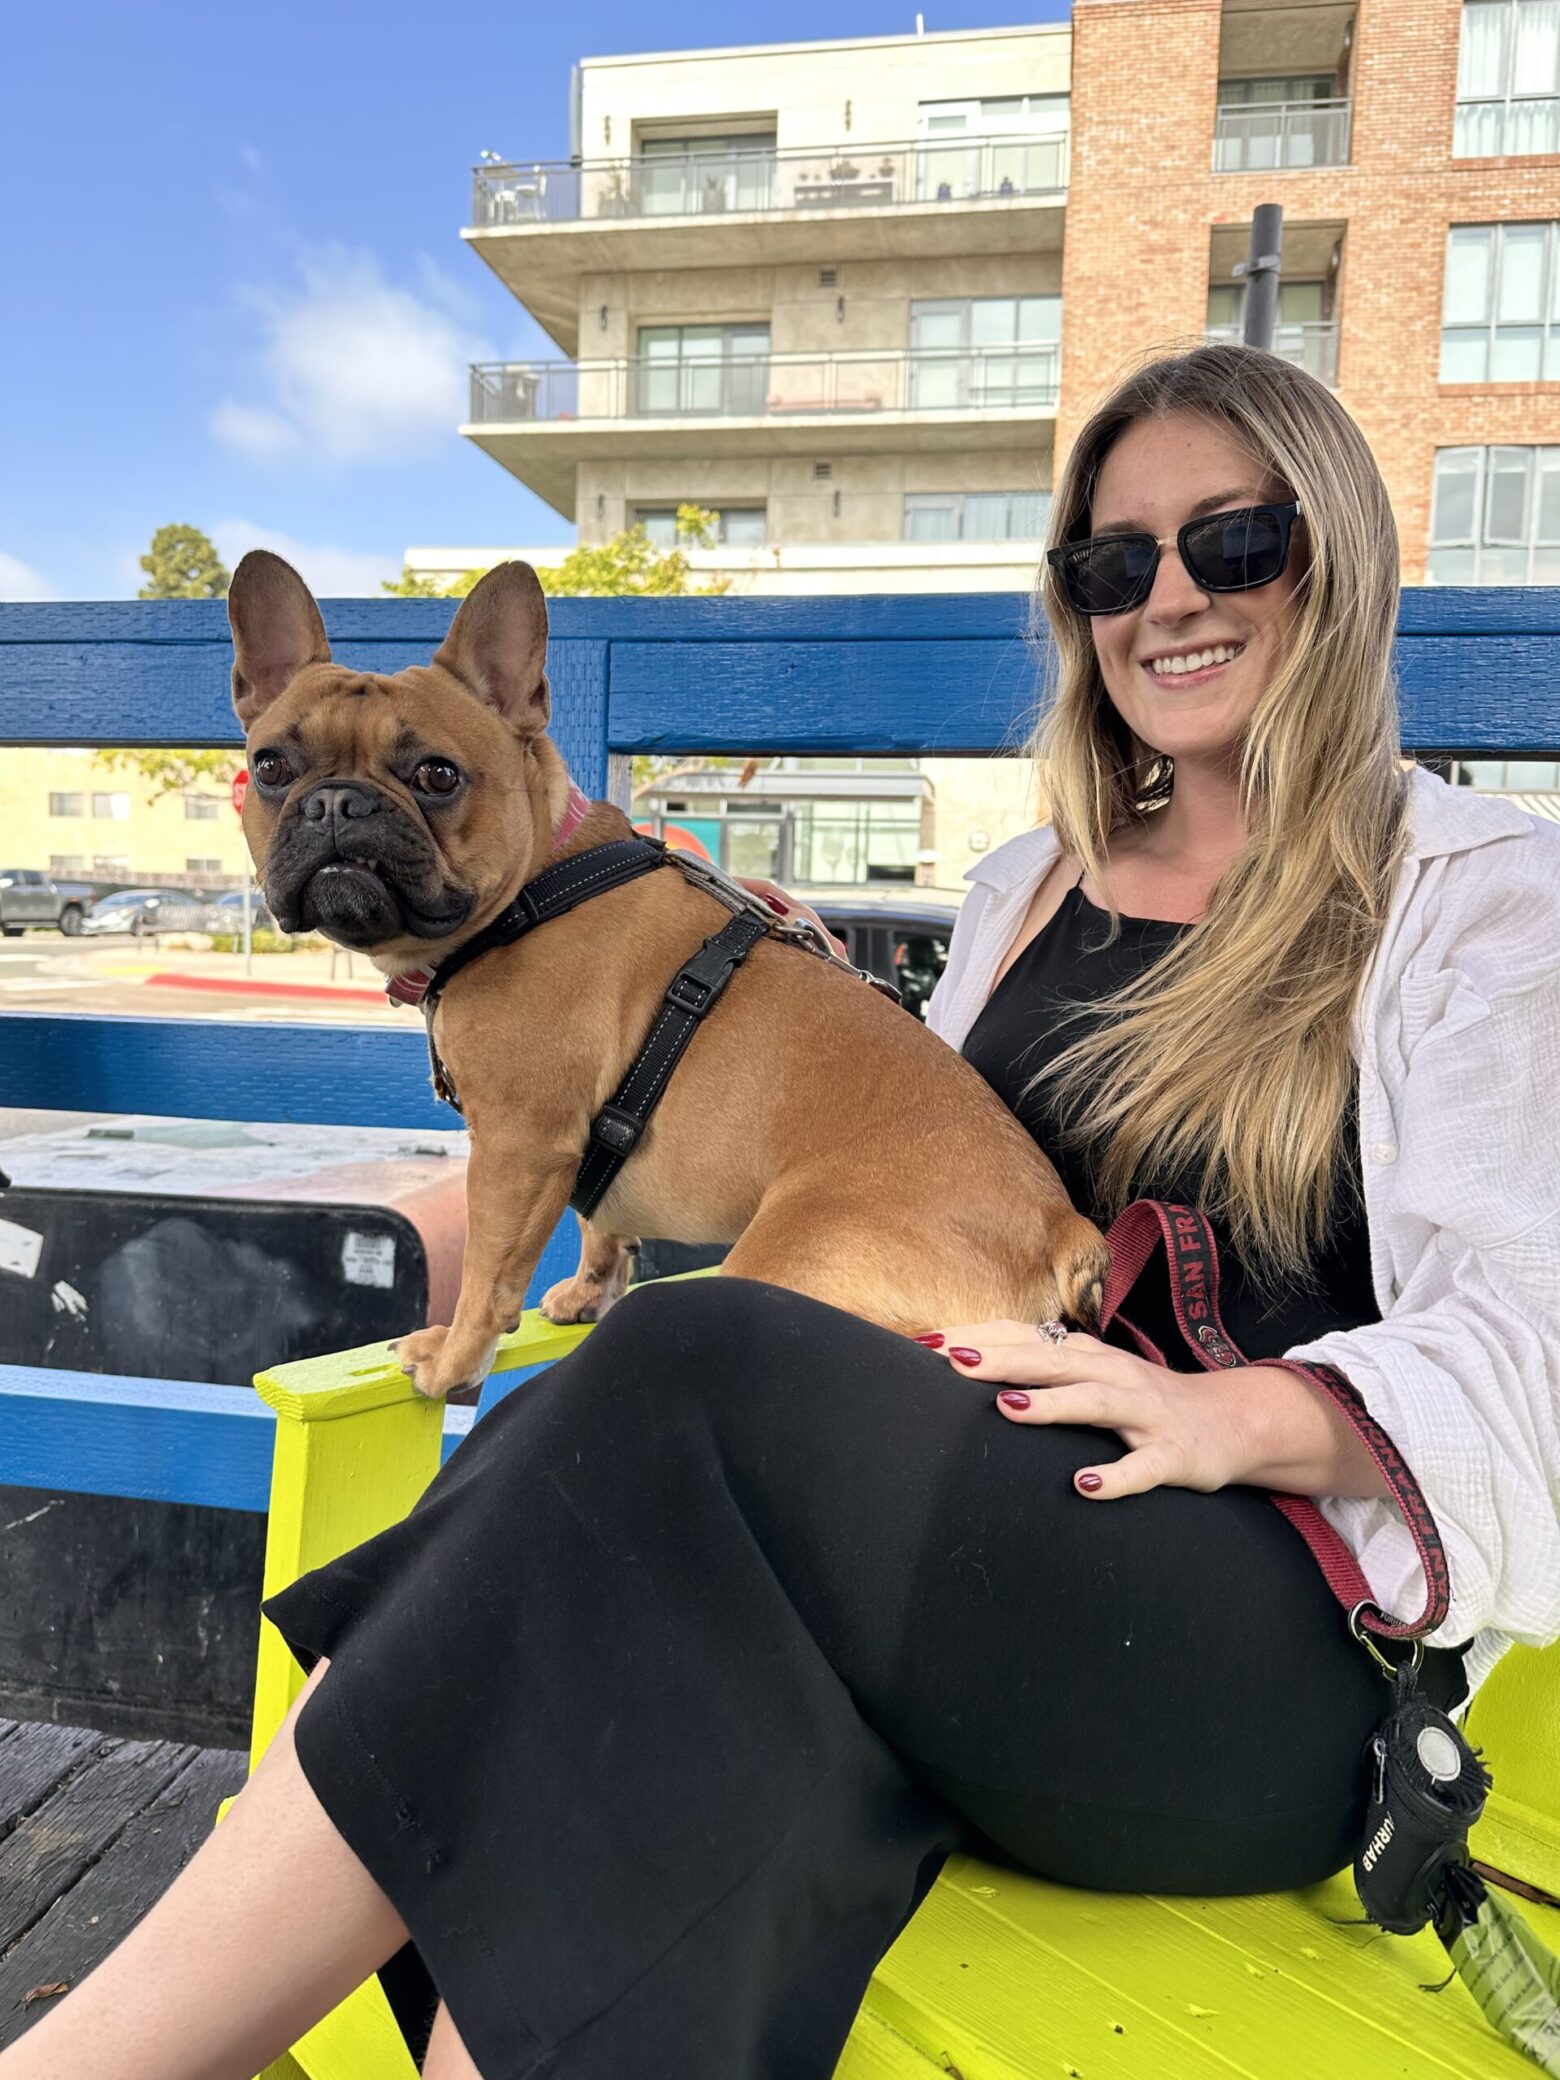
top-left (301, 781), bottom-right (382, 828)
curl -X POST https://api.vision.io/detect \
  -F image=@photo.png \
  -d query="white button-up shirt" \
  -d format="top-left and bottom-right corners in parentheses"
top-left (927, 767), bottom-right (1560, 1699)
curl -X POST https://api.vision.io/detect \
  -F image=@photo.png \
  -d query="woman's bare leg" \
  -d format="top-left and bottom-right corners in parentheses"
top-left (0, 1660), bottom-right (411, 2080)
top-left (422, 2000), bottom-right (484, 2078)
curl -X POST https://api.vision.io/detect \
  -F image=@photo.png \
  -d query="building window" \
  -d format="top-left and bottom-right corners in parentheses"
top-left (49, 855), bottom-right (86, 874)
top-left (907, 297), bottom-right (1061, 410)
top-left (1206, 279), bottom-right (1338, 385)
top-left (635, 133), bottom-right (777, 217)
top-left (916, 95), bottom-right (1070, 196)
top-left (48, 791), bottom-right (84, 816)
top-left (1213, 75), bottom-right (1350, 172)
top-left (186, 857), bottom-right (223, 875)
top-left (1441, 222), bottom-right (1560, 380)
top-left (91, 791), bottom-right (130, 821)
top-left (636, 506), bottom-right (768, 548)
top-left (634, 324), bottom-right (771, 416)
top-left (93, 854), bottom-right (131, 875)
top-left (1455, 757), bottom-right (1560, 791)
top-left (902, 491), bottom-right (1052, 542)
top-left (1455, 0), bottom-right (1560, 157)
top-left (1428, 445), bottom-right (1560, 581)
top-left (183, 795), bottom-right (222, 820)
top-left (790, 799), bottom-right (921, 885)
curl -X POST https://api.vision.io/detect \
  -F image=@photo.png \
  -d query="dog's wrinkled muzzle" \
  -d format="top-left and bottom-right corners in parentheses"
top-left (264, 781), bottom-right (473, 947)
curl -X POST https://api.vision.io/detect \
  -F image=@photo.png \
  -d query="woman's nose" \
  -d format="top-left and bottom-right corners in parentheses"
top-left (1142, 541), bottom-right (1210, 623)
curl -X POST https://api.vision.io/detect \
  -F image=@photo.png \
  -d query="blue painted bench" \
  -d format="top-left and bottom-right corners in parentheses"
top-left (2, 589), bottom-right (1558, 2076)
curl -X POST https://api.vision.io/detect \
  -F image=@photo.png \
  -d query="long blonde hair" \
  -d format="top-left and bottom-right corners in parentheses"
top-left (1030, 342), bottom-right (1408, 1286)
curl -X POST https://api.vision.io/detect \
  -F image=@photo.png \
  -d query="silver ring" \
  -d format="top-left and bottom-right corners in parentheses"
top-left (1035, 1319), bottom-right (1069, 1345)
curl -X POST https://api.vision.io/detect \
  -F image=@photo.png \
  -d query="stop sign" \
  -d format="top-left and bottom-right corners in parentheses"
top-left (231, 769), bottom-right (249, 815)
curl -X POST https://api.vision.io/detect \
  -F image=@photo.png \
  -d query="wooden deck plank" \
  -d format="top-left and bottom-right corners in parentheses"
top-left (0, 1745), bottom-right (244, 2048)
top-left (0, 1735), bottom-right (197, 1951)
top-left (0, 1722), bottom-right (102, 1839)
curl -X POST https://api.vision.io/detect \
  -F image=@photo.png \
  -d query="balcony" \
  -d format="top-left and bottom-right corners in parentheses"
top-left (464, 136), bottom-right (1069, 353)
top-left (473, 133), bottom-right (1068, 227)
top-left (1205, 321), bottom-right (1339, 387)
top-left (1212, 98), bottom-right (1351, 172)
top-left (463, 346), bottom-right (1061, 517)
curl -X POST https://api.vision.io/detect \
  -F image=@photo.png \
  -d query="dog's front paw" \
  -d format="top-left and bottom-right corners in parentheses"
top-left (395, 1324), bottom-right (488, 1400)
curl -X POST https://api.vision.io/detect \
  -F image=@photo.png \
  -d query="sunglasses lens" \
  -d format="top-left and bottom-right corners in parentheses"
top-left (1061, 536), bottom-right (1157, 615)
top-left (1183, 506), bottom-right (1290, 591)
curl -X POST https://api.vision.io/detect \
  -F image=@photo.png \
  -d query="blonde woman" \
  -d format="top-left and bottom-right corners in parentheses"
top-left (7, 343), bottom-right (1557, 2080)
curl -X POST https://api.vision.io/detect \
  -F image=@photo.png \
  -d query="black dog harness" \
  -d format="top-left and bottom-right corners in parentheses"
top-left (413, 837), bottom-right (899, 1220)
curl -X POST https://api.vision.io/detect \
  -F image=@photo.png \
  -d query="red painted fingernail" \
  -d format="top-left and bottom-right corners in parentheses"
top-left (998, 1390), bottom-right (1031, 1410)
top-left (763, 893), bottom-right (788, 914)
top-left (948, 1347), bottom-right (983, 1366)
top-left (1077, 1472), bottom-right (1103, 1493)
top-left (912, 1333), bottom-right (944, 1348)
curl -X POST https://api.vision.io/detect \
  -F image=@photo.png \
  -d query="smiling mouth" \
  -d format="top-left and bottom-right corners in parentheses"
top-left (1142, 642), bottom-right (1246, 685)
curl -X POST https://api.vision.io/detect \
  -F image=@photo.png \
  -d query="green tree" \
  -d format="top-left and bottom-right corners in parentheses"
top-left (94, 747), bottom-right (241, 799)
top-left (138, 524), bottom-right (230, 600)
top-left (381, 505), bottom-right (731, 602)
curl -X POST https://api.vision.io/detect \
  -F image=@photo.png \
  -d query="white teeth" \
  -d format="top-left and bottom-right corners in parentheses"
top-left (1146, 643), bottom-right (1242, 676)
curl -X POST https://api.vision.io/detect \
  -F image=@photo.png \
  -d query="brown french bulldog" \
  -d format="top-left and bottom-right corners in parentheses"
top-left (228, 550), bottom-right (1109, 1399)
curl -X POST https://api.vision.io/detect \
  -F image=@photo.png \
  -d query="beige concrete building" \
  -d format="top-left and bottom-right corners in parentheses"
top-left (8, 750), bottom-right (251, 894)
top-left (454, 23), bottom-right (1069, 577)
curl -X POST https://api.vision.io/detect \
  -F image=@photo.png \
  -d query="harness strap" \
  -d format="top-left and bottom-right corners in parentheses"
top-left (570, 911), bottom-right (771, 1220)
top-left (1101, 1199), bottom-right (1452, 1646)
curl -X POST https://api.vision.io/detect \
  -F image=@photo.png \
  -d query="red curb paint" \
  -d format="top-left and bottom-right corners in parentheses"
top-left (144, 972), bottom-right (387, 1005)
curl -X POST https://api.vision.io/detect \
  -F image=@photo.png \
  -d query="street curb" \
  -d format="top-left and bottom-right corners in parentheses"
top-left (145, 971), bottom-right (389, 1006)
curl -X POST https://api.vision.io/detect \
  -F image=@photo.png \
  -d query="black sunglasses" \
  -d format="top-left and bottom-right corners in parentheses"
top-left (1047, 500), bottom-right (1302, 617)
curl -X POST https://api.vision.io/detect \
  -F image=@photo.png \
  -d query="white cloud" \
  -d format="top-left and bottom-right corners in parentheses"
top-left (211, 520), bottom-right (400, 598)
top-left (211, 246), bottom-right (494, 466)
top-left (0, 552), bottom-right (57, 601)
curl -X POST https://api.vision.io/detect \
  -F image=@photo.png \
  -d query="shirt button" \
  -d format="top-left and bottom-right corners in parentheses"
top-left (1372, 1141), bottom-right (1398, 1165)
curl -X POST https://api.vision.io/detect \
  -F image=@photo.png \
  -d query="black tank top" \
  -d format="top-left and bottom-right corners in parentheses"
top-left (960, 881), bottom-right (1380, 1363)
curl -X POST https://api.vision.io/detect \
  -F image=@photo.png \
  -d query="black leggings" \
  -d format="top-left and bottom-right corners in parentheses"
top-left (266, 1276), bottom-right (1465, 2080)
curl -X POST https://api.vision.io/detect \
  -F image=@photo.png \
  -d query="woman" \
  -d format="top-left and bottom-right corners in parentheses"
top-left (7, 344), bottom-right (1556, 2080)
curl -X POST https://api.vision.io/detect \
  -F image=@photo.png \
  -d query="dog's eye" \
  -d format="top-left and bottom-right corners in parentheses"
top-left (253, 751), bottom-right (294, 789)
top-left (413, 758), bottom-right (462, 798)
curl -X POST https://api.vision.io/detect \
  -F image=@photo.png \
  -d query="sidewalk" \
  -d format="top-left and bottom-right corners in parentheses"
top-left (89, 941), bottom-right (395, 1006)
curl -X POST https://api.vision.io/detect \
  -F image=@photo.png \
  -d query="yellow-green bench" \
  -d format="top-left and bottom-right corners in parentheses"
top-left (248, 1303), bottom-right (1560, 2080)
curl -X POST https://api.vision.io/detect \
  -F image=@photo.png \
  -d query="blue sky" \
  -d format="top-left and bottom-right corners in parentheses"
top-left (1, 0), bottom-right (1069, 602)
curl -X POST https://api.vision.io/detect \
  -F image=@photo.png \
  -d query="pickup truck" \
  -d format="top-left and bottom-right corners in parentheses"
top-left (0, 870), bottom-right (91, 936)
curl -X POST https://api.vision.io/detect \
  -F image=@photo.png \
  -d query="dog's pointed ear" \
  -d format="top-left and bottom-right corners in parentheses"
top-left (432, 562), bottom-right (550, 737)
top-left (228, 551), bottom-right (332, 729)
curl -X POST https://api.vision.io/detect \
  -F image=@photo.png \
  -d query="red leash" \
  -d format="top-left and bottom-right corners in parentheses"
top-left (1101, 1201), bottom-right (1451, 1649)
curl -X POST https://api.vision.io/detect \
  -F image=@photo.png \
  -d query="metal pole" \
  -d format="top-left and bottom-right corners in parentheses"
top-left (1237, 202), bottom-right (1284, 352)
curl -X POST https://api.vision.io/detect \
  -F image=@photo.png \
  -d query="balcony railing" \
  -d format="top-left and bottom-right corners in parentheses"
top-left (1205, 321), bottom-right (1339, 387)
top-left (470, 132), bottom-right (1069, 228)
top-left (1212, 98), bottom-right (1351, 172)
top-left (468, 345), bottom-right (1062, 424)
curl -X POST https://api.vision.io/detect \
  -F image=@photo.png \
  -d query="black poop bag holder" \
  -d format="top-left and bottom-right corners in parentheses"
top-left (1098, 1201), bottom-right (1560, 2073)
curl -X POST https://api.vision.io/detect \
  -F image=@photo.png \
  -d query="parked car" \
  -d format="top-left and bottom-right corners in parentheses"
top-left (78, 887), bottom-right (210, 938)
top-left (802, 886), bottom-right (963, 1022)
top-left (201, 888), bottom-right (277, 935)
top-left (0, 869), bottom-right (92, 936)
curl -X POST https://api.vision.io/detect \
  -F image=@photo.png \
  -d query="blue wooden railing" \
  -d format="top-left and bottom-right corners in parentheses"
top-left (1, 588), bottom-right (1556, 1519)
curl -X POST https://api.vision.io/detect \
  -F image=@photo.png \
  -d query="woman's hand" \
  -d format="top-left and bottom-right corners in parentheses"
top-left (736, 878), bottom-right (849, 959)
top-left (917, 1322), bottom-right (1391, 1503)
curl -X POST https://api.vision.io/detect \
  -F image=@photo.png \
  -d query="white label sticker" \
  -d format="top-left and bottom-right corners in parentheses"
top-left (0, 1218), bottom-right (44, 1280)
top-left (341, 1230), bottom-right (395, 1289)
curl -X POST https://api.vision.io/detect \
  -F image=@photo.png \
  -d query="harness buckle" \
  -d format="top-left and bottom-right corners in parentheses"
top-left (665, 970), bottom-right (716, 1017)
top-left (590, 1104), bottom-right (644, 1158)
